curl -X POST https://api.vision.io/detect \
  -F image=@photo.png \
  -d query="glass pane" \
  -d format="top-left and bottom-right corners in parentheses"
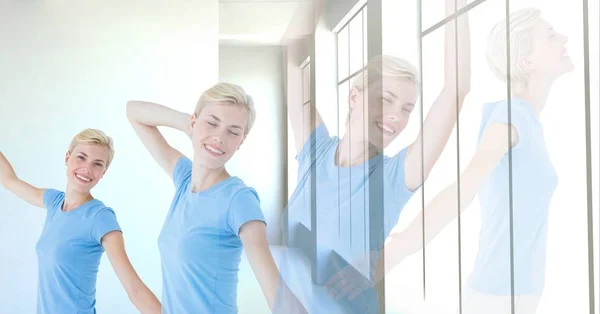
top-left (302, 63), bottom-right (310, 103)
top-left (422, 0), bottom-right (446, 36)
top-left (419, 0), bottom-right (506, 311)
top-left (382, 0), bottom-right (419, 157)
top-left (349, 10), bottom-right (364, 75)
top-left (337, 81), bottom-right (350, 139)
top-left (363, 6), bottom-right (368, 66)
top-left (509, 1), bottom-right (591, 313)
top-left (338, 25), bottom-right (349, 81)
top-left (287, 118), bottom-right (297, 199)
top-left (382, 0), bottom-right (418, 64)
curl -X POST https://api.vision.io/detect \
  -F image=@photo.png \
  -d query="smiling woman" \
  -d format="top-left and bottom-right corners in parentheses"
top-left (126, 82), bottom-right (307, 314)
top-left (282, 0), bottom-right (471, 312)
top-left (0, 129), bottom-right (161, 314)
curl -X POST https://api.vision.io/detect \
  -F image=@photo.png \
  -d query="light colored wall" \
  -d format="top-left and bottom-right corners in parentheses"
top-left (0, 1), bottom-right (219, 313)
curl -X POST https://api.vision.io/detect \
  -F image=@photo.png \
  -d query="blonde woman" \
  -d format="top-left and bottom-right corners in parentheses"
top-left (379, 8), bottom-right (573, 314)
top-left (0, 129), bottom-right (161, 314)
top-left (126, 83), bottom-right (306, 314)
top-left (282, 0), bottom-right (471, 311)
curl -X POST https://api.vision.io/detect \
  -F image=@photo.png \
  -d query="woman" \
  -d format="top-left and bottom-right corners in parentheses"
top-left (378, 8), bottom-right (572, 314)
top-left (285, 0), bottom-right (471, 311)
top-left (0, 129), bottom-right (161, 314)
top-left (126, 82), bottom-right (307, 314)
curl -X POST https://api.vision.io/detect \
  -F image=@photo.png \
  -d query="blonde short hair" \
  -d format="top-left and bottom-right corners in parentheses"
top-left (194, 82), bottom-right (256, 136)
top-left (351, 55), bottom-right (420, 91)
top-left (346, 55), bottom-right (419, 125)
top-left (68, 129), bottom-right (115, 168)
top-left (486, 8), bottom-right (541, 94)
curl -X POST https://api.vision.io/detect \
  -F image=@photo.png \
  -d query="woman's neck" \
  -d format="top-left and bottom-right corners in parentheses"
top-left (336, 134), bottom-right (378, 168)
top-left (513, 75), bottom-right (556, 116)
top-left (63, 188), bottom-right (93, 212)
top-left (190, 156), bottom-right (230, 193)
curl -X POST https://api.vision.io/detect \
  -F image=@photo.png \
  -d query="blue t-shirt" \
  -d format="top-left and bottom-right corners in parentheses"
top-left (158, 156), bottom-right (266, 314)
top-left (468, 98), bottom-right (558, 295)
top-left (36, 189), bottom-right (121, 314)
top-left (284, 123), bottom-right (416, 312)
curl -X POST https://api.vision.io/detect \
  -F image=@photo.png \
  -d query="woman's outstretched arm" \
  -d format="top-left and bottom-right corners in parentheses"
top-left (240, 221), bottom-right (308, 313)
top-left (0, 151), bottom-right (45, 208)
top-left (376, 123), bottom-right (519, 280)
top-left (102, 231), bottom-right (162, 314)
top-left (404, 0), bottom-right (472, 191)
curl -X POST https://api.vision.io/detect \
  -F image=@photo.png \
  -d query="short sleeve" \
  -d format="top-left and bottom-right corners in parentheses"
top-left (172, 156), bottom-right (193, 190)
top-left (482, 100), bottom-right (534, 149)
top-left (91, 208), bottom-right (122, 244)
top-left (296, 123), bottom-right (334, 179)
top-left (227, 188), bottom-right (266, 237)
top-left (383, 147), bottom-right (417, 234)
top-left (385, 147), bottom-right (416, 199)
top-left (42, 189), bottom-right (63, 212)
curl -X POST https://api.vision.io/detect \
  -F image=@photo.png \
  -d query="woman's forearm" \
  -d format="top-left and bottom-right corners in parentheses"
top-left (127, 282), bottom-right (161, 314)
top-left (126, 100), bottom-right (191, 135)
top-left (444, 0), bottom-right (471, 96)
top-left (272, 277), bottom-right (307, 314)
top-left (376, 178), bottom-right (480, 281)
top-left (0, 151), bottom-right (17, 187)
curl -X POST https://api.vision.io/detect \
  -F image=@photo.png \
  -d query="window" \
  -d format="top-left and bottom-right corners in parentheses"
top-left (336, 4), bottom-right (368, 138)
top-left (301, 57), bottom-right (310, 107)
top-left (383, 0), bottom-right (598, 313)
top-left (285, 1), bottom-right (598, 312)
top-left (287, 56), bottom-right (311, 200)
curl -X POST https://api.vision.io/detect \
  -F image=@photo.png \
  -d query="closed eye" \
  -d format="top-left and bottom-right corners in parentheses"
top-left (229, 130), bottom-right (240, 136)
top-left (207, 121), bottom-right (217, 127)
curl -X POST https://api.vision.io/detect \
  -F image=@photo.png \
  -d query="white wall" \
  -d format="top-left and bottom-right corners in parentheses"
top-left (0, 1), bottom-right (219, 313)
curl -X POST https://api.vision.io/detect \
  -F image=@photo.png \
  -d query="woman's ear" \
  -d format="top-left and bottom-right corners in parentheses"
top-left (519, 55), bottom-right (536, 72)
top-left (189, 114), bottom-right (196, 129)
top-left (188, 114), bottom-right (196, 139)
top-left (349, 86), bottom-right (361, 110)
top-left (64, 151), bottom-right (71, 166)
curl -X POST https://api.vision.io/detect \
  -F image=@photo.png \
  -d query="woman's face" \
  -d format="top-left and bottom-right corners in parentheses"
top-left (523, 19), bottom-right (573, 79)
top-left (65, 144), bottom-right (109, 193)
top-left (348, 77), bottom-right (418, 150)
top-left (190, 102), bottom-right (247, 169)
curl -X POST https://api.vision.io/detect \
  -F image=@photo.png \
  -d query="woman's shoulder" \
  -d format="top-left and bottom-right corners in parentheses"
top-left (220, 177), bottom-right (258, 198)
top-left (87, 199), bottom-right (117, 217)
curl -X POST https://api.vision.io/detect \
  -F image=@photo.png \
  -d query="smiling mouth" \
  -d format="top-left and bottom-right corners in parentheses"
top-left (204, 144), bottom-right (225, 156)
top-left (75, 173), bottom-right (92, 184)
top-left (375, 122), bottom-right (396, 135)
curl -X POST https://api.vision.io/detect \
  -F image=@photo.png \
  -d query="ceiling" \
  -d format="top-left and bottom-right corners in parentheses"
top-left (219, 0), bottom-right (313, 46)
